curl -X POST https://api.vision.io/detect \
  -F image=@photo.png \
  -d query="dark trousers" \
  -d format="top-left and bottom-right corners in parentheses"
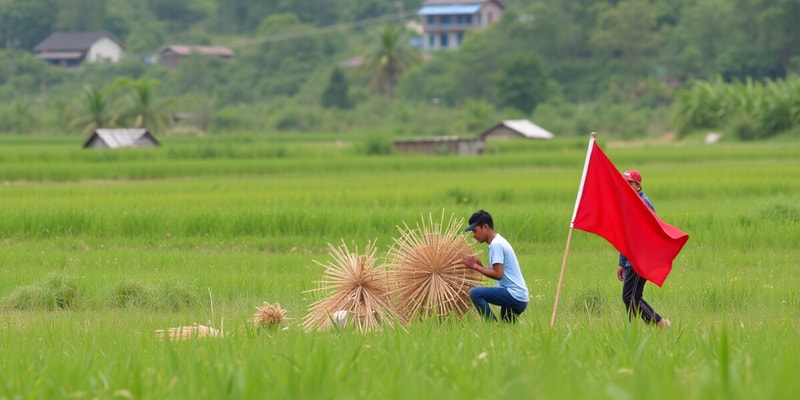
top-left (469, 287), bottom-right (528, 322)
top-left (622, 267), bottom-right (662, 324)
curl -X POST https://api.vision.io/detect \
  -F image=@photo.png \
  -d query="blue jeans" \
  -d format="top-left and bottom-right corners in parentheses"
top-left (469, 287), bottom-right (528, 322)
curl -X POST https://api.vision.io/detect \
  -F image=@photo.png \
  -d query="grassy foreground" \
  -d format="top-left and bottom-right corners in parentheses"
top-left (0, 135), bottom-right (798, 399)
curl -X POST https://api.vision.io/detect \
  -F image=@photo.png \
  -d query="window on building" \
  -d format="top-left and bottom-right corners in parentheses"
top-left (465, 15), bottom-right (472, 25)
top-left (440, 33), bottom-right (449, 48)
top-left (477, 14), bottom-right (482, 27)
top-left (428, 34), bottom-right (435, 48)
top-left (457, 32), bottom-right (464, 45)
top-left (427, 16), bottom-right (435, 26)
top-left (441, 15), bottom-right (452, 26)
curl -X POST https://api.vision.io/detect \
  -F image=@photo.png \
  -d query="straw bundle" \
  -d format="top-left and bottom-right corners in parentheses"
top-left (155, 324), bottom-right (221, 341)
top-left (386, 212), bottom-right (482, 321)
top-left (302, 240), bottom-right (406, 332)
top-left (253, 302), bottom-right (287, 329)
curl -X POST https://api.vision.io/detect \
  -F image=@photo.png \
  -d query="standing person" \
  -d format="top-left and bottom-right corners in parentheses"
top-left (462, 210), bottom-right (529, 322)
top-left (619, 170), bottom-right (671, 328)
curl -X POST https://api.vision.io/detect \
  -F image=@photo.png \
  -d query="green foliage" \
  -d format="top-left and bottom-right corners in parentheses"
top-left (492, 53), bottom-right (550, 114)
top-left (453, 99), bottom-right (497, 135)
top-left (6, 274), bottom-right (78, 310)
top-left (673, 76), bottom-right (800, 139)
top-left (321, 67), bottom-right (354, 110)
top-left (112, 280), bottom-right (152, 308)
top-left (0, 0), bottom-right (798, 142)
top-left (111, 77), bottom-right (175, 133)
top-left (359, 24), bottom-right (422, 102)
top-left (357, 132), bottom-right (394, 155)
top-left (67, 85), bottom-right (116, 134)
top-left (0, 0), bottom-right (59, 50)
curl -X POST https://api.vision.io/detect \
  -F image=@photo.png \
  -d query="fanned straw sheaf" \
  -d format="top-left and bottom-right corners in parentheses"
top-left (386, 211), bottom-right (482, 321)
top-left (253, 302), bottom-right (287, 329)
top-left (302, 240), bottom-right (406, 332)
top-left (155, 324), bottom-right (221, 341)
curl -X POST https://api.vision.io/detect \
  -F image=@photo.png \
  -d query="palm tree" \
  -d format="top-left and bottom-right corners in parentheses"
top-left (68, 85), bottom-right (115, 134)
top-left (360, 24), bottom-right (422, 103)
top-left (113, 78), bottom-right (175, 134)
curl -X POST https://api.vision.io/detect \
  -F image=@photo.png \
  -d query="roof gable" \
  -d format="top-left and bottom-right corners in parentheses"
top-left (479, 120), bottom-right (554, 140)
top-left (34, 32), bottom-right (124, 52)
top-left (158, 45), bottom-right (234, 57)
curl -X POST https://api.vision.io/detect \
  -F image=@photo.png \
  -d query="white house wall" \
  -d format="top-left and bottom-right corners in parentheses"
top-left (86, 37), bottom-right (123, 63)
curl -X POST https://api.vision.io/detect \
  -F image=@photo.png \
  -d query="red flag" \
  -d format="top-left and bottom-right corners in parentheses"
top-left (571, 139), bottom-right (689, 286)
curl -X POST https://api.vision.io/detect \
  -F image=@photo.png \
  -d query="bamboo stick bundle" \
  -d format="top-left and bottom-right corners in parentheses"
top-left (302, 240), bottom-right (406, 332)
top-left (386, 211), bottom-right (482, 321)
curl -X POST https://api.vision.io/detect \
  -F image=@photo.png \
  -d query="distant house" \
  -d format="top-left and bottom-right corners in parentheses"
top-left (479, 119), bottom-right (554, 140)
top-left (83, 129), bottom-right (160, 149)
top-left (157, 45), bottom-right (234, 68)
top-left (34, 32), bottom-right (125, 67)
top-left (394, 119), bottom-right (552, 155)
top-left (394, 136), bottom-right (485, 155)
top-left (418, 0), bottom-right (504, 50)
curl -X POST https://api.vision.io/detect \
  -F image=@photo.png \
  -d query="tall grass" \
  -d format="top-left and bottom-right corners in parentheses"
top-left (0, 136), bottom-right (798, 398)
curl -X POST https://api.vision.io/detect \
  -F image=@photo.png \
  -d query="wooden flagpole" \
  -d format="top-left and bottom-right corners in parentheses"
top-left (550, 227), bottom-right (575, 328)
top-left (550, 132), bottom-right (596, 328)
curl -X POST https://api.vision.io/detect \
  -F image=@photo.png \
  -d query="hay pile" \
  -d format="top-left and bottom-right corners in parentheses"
top-left (155, 324), bottom-right (221, 341)
top-left (386, 212), bottom-right (482, 321)
top-left (253, 302), bottom-right (287, 329)
top-left (302, 240), bottom-right (406, 332)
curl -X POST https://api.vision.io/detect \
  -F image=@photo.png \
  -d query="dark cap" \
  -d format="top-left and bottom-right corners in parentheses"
top-left (464, 209), bottom-right (493, 231)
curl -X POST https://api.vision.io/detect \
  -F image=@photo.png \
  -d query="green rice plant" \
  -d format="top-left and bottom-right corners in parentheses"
top-left (157, 281), bottom-right (200, 312)
top-left (112, 280), bottom-right (154, 308)
top-left (569, 286), bottom-right (608, 316)
top-left (0, 135), bottom-right (798, 398)
top-left (5, 274), bottom-right (79, 310)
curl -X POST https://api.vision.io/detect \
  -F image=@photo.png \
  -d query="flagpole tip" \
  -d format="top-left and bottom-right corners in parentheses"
top-left (591, 132), bottom-right (597, 138)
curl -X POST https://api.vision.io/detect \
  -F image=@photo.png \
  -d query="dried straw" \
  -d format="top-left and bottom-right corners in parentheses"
top-left (302, 240), bottom-right (406, 332)
top-left (253, 302), bottom-right (287, 329)
top-left (386, 211), bottom-right (482, 321)
top-left (155, 324), bottom-right (221, 341)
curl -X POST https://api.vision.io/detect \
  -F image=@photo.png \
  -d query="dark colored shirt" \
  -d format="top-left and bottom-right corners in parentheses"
top-left (618, 191), bottom-right (655, 269)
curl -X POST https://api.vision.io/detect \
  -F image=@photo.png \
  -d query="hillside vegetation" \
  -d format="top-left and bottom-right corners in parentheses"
top-left (0, 0), bottom-right (798, 139)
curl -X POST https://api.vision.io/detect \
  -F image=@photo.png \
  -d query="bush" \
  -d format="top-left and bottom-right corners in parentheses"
top-left (729, 115), bottom-right (761, 141)
top-left (358, 133), bottom-right (395, 155)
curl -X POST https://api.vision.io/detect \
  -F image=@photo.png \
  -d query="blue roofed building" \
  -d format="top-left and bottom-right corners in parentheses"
top-left (418, 0), bottom-right (505, 50)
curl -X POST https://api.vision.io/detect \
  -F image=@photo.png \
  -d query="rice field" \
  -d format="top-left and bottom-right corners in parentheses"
top-left (0, 134), bottom-right (798, 399)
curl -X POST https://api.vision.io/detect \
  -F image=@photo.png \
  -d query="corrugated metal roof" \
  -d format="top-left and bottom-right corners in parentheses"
top-left (158, 45), bottom-right (234, 57)
top-left (479, 120), bottom-right (554, 140)
top-left (501, 120), bottom-right (554, 139)
top-left (419, 4), bottom-right (482, 15)
top-left (83, 129), bottom-right (160, 149)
